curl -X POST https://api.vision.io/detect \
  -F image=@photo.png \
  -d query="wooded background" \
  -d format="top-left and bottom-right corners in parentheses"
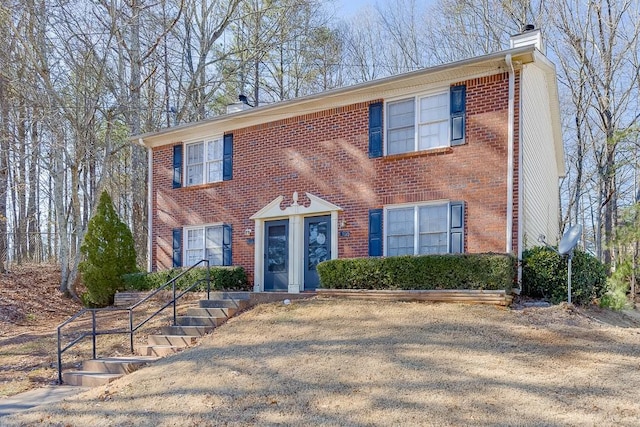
top-left (0, 0), bottom-right (638, 295)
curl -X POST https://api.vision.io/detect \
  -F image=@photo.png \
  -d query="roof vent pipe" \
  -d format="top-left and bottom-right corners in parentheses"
top-left (239, 94), bottom-right (254, 107)
top-left (523, 24), bottom-right (535, 32)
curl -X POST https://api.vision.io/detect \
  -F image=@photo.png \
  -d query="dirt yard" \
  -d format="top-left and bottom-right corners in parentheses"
top-left (3, 293), bottom-right (640, 426)
top-left (0, 265), bottom-right (200, 398)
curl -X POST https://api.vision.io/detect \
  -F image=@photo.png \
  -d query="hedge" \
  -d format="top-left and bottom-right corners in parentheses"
top-left (522, 246), bottom-right (607, 305)
top-left (122, 266), bottom-right (250, 292)
top-left (316, 253), bottom-right (517, 291)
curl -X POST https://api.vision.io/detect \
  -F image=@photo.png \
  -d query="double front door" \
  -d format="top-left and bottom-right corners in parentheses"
top-left (263, 215), bottom-right (331, 291)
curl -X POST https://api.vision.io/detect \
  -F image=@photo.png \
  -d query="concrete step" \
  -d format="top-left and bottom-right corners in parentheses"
top-left (206, 291), bottom-right (251, 300)
top-left (186, 307), bottom-right (236, 318)
top-left (82, 356), bottom-right (159, 374)
top-left (161, 325), bottom-right (214, 336)
top-left (176, 315), bottom-right (226, 327)
top-left (147, 335), bottom-right (198, 347)
top-left (62, 371), bottom-right (123, 387)
top-left (135, 345), bottom-right (182, 357)
top-left (199, 299), bottom-right (250, 310)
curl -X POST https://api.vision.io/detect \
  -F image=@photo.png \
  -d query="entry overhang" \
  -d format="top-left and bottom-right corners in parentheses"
top-left (251, 192), bottom-right (342, 294)
top-left (250, 192), bottom-right (342, 220)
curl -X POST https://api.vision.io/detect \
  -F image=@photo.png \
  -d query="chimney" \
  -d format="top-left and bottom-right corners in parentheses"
top-left (510, 24), bottom-right (545, 54)
top-left (226, 94), bottom-right (254, 114)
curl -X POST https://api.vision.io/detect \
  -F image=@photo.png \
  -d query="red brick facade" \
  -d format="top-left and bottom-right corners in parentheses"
top-left (151, 72), bottom-right (520, 283)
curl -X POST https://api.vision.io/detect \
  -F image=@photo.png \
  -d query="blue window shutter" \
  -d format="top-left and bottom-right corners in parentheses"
top-left (172, 145), bottom-right (183, 188)
top-left (223, 224), bottom-right (232, 266)
top-left (368, 102), bottom-right (383, 158)
top-left (223, 134), bottom-right (233, 181)
top-left (450, 85), bottom-right (466, 146)
top-left (369, 209), bottom-right (383, 256)
top-left (172, 228), bottom-right (182, 267)
top-left (449, 202), bottom-right (464, 253)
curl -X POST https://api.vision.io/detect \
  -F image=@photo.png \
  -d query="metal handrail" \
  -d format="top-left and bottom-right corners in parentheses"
top-left (56, 260), bottom-right (210, 384)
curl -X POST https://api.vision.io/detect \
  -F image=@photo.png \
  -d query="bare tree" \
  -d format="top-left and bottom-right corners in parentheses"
top-left (550, 0), bottom-right (640, 266)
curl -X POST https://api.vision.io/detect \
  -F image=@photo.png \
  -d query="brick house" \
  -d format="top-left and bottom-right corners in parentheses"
top-left (135, 30), bottom-right (564, 293)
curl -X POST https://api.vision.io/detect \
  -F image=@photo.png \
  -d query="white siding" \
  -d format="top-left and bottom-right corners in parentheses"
top-left (521, 64), bottom-right (561, 247)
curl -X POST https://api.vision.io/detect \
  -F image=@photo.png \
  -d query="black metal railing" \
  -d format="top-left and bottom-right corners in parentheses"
top-left (56, 260), bottom-right (210, 384)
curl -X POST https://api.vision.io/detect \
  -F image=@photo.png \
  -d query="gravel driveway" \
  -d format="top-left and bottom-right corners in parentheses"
top-left (4, 298), bottom-right (640, 426)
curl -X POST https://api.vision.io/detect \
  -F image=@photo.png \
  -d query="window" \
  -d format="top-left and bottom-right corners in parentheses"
top-left (387, 99), bottom-right (415, 155)
top-left (387, 92), bottom-right (450, 155)
top-left (419, 93), bottom-right (449, 150)
top-left (184, 224), bottom-right (231, 266)
top-left (378, 85), bottom-right (466, 156)
top-left (173, 134), bottom-right (233, 188)
top-left (385, 202), bottom-right (463, 256)
top-left (185, 138), bottom-right (223, 186)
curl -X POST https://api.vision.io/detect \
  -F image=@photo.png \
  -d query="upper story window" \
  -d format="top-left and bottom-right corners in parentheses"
top-left (172, 133), bottom-right (233, 189)
top-left (387, 92), bottom-right (453, 154)
top-left (367, 85), bottom-right (466, 158)
top-left (186, 138), bottom-right (223, 186)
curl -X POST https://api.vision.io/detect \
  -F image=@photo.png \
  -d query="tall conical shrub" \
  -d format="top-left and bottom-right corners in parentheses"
top-left (79, 191), bottom-right (137, 307)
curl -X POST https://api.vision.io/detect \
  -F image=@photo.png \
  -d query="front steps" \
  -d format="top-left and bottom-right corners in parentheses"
top-left (62, 293), bottom-right (251, 386)
top-left (62, 356), bottom-right (159, 386)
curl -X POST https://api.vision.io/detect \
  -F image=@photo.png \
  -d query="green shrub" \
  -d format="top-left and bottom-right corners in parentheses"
top-left (79, 191), bottom-right (137, 307)
top-left (522, 246), bottom-right (607, 305)
top-left (600, 262), bottom-right (632, 310)
top-left (122, 266), bottom-right (250, 292)
top-left (317, 253), bottom-right (516, 291)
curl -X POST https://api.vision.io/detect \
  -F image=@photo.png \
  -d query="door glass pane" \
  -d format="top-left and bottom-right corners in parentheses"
top-left (267, 225), bottom-right (287, 272)
top-left (307, 219), bottom-right (329, 271)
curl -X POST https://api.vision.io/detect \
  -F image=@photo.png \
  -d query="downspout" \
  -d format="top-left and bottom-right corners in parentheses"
top-left (138, 138), bottom-right (153, 272)
top-left (505, 54), bottom-right (521, 293)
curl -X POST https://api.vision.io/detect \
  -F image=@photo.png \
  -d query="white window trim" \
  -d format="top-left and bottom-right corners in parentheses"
top-left (383, 200), bottom-right (452, 256)
top-left (384, 89), bottom-right (451, 155)
top-left (183, 223), bottom-right (226, 266)
top-left (184, 135), bottom-right (224, 187)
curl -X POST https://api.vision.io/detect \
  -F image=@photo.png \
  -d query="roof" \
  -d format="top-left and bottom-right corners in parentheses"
top-left (133, 45), bottom-right (563, 176)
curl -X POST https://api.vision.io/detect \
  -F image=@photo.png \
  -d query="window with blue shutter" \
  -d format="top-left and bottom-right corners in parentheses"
top-left (449, 201), bottom-right (465, 253)
top-left (172, 228), bottom-right (182, 267)
top-left (223, 224), bottom-right (232, 265)
top-left (368, 102), bottom-right (383, 158)
top-left (183, 224), bottom-right (232, 266)
top-left (223, 134), bottom-right (233, 181)
top-left (172, 145), bottom-right (182, 189)
top-left (450, 85), bottom-right (466, 146)
top-left (368, 209), bottom-right (383, 256)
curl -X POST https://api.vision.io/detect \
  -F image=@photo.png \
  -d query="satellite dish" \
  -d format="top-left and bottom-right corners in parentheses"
top-left (557, 224), bottom-right (582, 305)
top-left (558, 224), bottom-right (582, 255)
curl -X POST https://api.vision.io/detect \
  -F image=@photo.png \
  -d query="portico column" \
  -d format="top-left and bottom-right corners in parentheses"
top-left (288, 215), bottom-right (303, 293)
top-left (253, 220), bottom-right (264, 292)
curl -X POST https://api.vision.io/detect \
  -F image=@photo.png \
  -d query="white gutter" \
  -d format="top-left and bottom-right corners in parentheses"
top-left (139, 138), bottom-right (153, 272)
top-left (505, 54), bottom-right (515, 255)
top-left (516, 68), bottom-right (524, 293)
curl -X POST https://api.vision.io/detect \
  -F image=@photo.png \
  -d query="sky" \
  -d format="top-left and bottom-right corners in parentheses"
top-left (335, 0), bottom-right (374, 16)
top-left (331, 0), bottom-right (436, 21)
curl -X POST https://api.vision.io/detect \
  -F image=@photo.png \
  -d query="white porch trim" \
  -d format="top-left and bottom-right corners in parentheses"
top-left (250, 192), bottom-right (342, 293)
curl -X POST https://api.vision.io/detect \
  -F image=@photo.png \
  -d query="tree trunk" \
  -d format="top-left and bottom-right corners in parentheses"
top-left (0, 74), bottom-right (10, 272)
